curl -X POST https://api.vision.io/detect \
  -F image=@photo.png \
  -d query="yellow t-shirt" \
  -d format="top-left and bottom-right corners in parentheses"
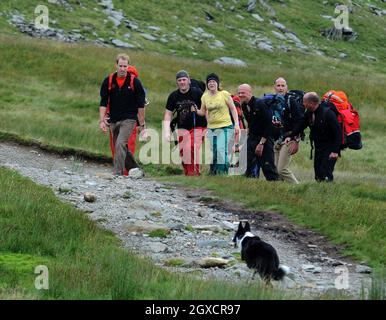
top-left (201, 90), bottom-right (232, 129)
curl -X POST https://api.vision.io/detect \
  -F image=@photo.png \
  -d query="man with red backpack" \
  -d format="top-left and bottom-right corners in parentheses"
top-left (99, 53), bottom-right (147, 176)
top-left (287, 92), bottom-right (341, 182)
top-left (104, 63), bottom-right (149, 175)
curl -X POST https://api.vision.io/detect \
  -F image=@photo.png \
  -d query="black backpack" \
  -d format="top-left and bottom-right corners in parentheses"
top-left (261, 94), bottom-right (287, 140)
top-left (285, 90), bottom-right (305, 114)
top-left (190, 79), bottom-right (206, 92)
top-left (285, 90), bottom-right (305, 140)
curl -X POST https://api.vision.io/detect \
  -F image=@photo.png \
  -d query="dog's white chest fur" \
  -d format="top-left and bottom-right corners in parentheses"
top-left (237, 231), bottom-right (255, 249)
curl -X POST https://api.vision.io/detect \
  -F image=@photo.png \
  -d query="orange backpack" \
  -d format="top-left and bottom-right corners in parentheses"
top-left (322, 90), bottom-right (362, 150)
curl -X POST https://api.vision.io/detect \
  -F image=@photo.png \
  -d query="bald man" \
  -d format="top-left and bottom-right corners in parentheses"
top-left (238, 84), bottom-right (279, 181)
top-left (288, 92), bottom-right (341, 182)
top-left (272, 77), bottom-right (304, 184)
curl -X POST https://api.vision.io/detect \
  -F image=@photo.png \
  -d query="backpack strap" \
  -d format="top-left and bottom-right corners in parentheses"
top-left (128, 72), bottom-right (135, 91)
top-left (106, 72), bottom-right (115, 115)
top-left (108, 72), bottom-right (135, 92)
top-left (306, 111), bottom-right (315, 160)
top-left (108, 72), bottom-right (114, 92)
top-left (107, 71), bottom-right (136, 106)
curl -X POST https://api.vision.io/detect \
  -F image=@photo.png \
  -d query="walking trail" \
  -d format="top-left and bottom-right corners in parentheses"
top-left (0, 142), bottom-right (373, 298)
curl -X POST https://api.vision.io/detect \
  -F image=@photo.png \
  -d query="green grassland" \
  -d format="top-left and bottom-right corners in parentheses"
top-left (0, 167), bottom-right (291, 299)
top-left (0, 0), bottom-right (385, 299)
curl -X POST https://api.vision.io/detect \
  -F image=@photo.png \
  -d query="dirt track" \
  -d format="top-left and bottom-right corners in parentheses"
top-left (0, 141), bottom-right (373, 298)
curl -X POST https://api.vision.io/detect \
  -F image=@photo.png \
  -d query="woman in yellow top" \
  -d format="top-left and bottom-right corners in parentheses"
top-left (195, 73), bottom-right (239, 175)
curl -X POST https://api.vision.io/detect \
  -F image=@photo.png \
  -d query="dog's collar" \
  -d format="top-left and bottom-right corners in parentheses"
top-left (238, 232), bottom-right (255, 248)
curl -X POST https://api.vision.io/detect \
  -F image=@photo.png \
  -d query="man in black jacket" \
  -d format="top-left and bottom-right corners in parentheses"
top-left (238, 84), bottom-right (279, 181)
top-left (287, 92), bottom-right (341, 182)
top-left (99, 53), bottom-right (146, 176)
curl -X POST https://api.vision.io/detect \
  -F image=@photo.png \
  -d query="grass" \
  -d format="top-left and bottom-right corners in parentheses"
top-left (185, 225), bottom-right (195, 232)
top-left (0, 167), bottom-right (291, 300)
top-left (0, 31), bottom-right (384, 280)
top-left (0, 0), bottom-right (385, 299)
top-left (164, 259), bottom-right (185, 267)
top-left (148, 229), bottom-right (170, 238)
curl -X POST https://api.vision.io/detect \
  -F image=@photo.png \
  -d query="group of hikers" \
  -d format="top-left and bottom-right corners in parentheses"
top-left (99, 53), bottom-right (362, 183)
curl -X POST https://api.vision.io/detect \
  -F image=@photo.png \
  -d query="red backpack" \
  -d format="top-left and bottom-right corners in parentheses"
top-left (322, 90), bottom-right (362, 150)
top-left (231, 95), bottom-right (246, 129)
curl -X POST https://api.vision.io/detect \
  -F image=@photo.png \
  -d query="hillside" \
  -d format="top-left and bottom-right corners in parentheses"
top-left (1, 0), bottom-right (386, 71)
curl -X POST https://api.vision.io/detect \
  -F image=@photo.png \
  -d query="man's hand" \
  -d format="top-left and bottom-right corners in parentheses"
top-left (164, 130), bottom-right (171, 142)
top-left (139, 127), bottom-right (148, 141)
top-left (255, 143), bottom-right (264, 157)
top-left (329, 152), bottom-right (339, 160)
top-left (288, 141), bottom-right (299, 155)
top-left (234, 125), bottom-right (240, 144)
top-left (272, 118), bottom-right (283, 128)
top-left (99, 120), bottom-right (108, 133)
top-left (284, 137), bottom-right (291, 144)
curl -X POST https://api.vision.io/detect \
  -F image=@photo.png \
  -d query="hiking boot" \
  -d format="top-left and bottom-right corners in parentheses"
top-left (128, 167), bottom-right (144, 179)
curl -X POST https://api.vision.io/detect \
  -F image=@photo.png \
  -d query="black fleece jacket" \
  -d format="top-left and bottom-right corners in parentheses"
top-left (291, 103), bottom-right (342, 153)
top-left (100, 73), bottom-right (146, 123)
top-left (242, 96), bottom-right (273, 139)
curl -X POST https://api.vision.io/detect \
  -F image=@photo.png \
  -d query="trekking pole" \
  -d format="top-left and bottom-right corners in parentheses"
top-left (192, 106), bottom-right (196, 175)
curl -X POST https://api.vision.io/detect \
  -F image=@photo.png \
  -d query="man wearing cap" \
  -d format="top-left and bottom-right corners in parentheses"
top-left (163, 70), bottom-right (207, 176)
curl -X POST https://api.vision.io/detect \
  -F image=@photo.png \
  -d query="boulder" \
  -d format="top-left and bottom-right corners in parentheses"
top-left (192, 225), bottom-right (223, 233)
top-left (258, 42), bottom-right (274, 52)
top-left (149, 242), bottom-right (167, 253)
top-left (141, 33), bottom-right (158, 41)
top-left (247, 0), bottom-right (257, 12)
top-left (111, 39), bottom-right (135, 48)
top-left (84, 192), bottom-right (96, 203)
top-left (251, 13), bottom-right (264, 22)
top-left (356, 265), bottom-right (372, 274)
top-left (197, 257), bottom-right (229, 268)
top-left (214, 57), bottom-right (247, 67)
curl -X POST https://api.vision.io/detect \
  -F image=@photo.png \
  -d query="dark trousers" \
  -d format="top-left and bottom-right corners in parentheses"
top-left (314, 147), bottom-right (337, 182)
top-left (246, 135), bottom-right (278, 181)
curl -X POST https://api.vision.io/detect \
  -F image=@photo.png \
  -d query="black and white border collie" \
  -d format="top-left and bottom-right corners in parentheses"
top-left (233, 221), bottom-right (290, 283)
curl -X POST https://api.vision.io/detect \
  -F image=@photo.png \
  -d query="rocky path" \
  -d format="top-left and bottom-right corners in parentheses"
top-left (0, 142), bottom-right (372, 298)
